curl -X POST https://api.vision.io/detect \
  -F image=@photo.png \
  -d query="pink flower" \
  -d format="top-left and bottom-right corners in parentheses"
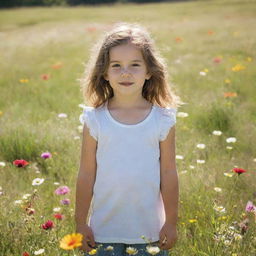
top-left (41, 152), bottom-right (52, 159)
top-left (245, 201), bottom-right (256, 212)
top-left (55, 186), bottom-right (70, 195)
top-left (213, 57), bottom-right (222, 63)
top-left (60, 198), bottom-right (70, 205)
top-left (41, 220), bottom-right (54, 230)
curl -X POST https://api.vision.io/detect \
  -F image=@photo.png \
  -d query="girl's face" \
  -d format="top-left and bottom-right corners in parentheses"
top-left (104, 42), bottom-right (151, 96)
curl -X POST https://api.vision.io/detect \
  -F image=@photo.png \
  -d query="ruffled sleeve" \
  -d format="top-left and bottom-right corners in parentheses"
top-left (159, 107), bottom-right (177, 142)
top-left (79, 106), bottom-right (99, 141)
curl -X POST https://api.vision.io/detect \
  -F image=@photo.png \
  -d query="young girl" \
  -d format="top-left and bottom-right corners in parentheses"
top-left (75, 22), bottom-right (183, 256)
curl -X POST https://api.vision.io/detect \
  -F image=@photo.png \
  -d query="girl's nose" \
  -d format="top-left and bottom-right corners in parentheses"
top-left (121, 68), bottom-right (131, 77)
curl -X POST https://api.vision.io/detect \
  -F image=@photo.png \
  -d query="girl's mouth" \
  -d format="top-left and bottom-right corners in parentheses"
top-left (119, 82), bottom-right (134, 86)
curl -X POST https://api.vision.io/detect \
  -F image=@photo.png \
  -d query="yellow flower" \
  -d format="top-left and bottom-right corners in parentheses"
top-left (19, 79), bottom-right (29, 83)
top-left (247, 57), bottom-right (252, 62)
top-left (231, 64), bottom-right (246, 72)
top-left (59, 233), bottom-right (83, 250)
top-left (224, 173), bottom-right (233, 177)
top-left (189, 219), bottom-right (197, 223)
top-left (224, 79), bottom-right (231, 84)
top-left (126, 246), bottom-right (138, 255)
top-left (203, 68), bottom-right (209, 73)
top-left (0, 111), bottom-right (3, 116)
top-left (88, 249), bottom-right (97, 255)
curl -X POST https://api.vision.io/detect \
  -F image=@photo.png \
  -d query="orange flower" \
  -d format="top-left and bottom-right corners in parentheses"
top-left (208, 30), bottom-right (214, 35)
top-left (60, 233), bottom-right (83, 250)
top-left (232, 64), bottom-right (246, 72)
top-left (224, 92), bottom-right (237, 98)
top-left (86, 27), bottom-right (96, 32)
top-left (175, 37), bottom-right (183, 43)
top-left (51, 62), bottom-right (63, 69)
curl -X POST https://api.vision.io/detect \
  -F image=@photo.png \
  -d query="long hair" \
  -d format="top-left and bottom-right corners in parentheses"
top-left (79, 22), bottom-right (185, 109)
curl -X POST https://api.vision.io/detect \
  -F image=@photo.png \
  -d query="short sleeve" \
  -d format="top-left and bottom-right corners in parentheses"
top-left (79, 106), bottom-right (99, 141)
top-left (159, 107), bottom-right (177, 142)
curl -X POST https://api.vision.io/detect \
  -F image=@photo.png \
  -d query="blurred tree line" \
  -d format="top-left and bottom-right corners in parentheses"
top-left (0, 0), bottom-right (189, 8)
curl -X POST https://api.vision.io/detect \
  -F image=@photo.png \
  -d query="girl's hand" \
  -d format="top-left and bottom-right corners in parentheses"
top-left (76, 224), bottom-right (96, 253)
top-left (158, 222), bottom-right (178, 250)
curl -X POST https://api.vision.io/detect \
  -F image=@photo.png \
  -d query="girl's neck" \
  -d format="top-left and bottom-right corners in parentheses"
top-left (108, 95), bottom-right (150, 110)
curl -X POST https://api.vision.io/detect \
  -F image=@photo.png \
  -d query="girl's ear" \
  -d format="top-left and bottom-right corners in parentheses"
top-left (146, 72), bottom-right (152, 80)
top-left (103, 74), bottom-right (109, 81)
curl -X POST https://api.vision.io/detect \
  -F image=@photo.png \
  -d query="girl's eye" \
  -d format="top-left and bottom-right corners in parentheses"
top-left (132, 64), bottom-right (140, 67)
top-left (111, 64), bottom-right (120, 68)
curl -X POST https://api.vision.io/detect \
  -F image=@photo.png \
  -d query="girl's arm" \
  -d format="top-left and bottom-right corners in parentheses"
top-left (75, 123), bottom-right (97, 227)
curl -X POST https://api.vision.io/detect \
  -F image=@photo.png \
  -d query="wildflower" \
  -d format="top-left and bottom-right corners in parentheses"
top-left (54, 213), bottom-right (64, 220)
top-left (189, 219), bottom-right (197, 223)
top-left (61, 199), bottom-right (70, 205)
top-left (54, 182), bottom-right (60, 185)
top-left (176, 155), bottom-right (184, 160)
top-left (88, 249), bottom-right (97, 255)
top-left (199, 71), bottom-right (206, 76)
top-left (105, 246), bottom-right (114, 251)
top-left (41, 220), bottom-right (54, 230)
top-left (14, 200), bottom-right (23, 204)
top-left (214, 187), bottom-right (222, 192)
top-left (19, 79), bottom-right (29, 83)
top-left (126, 247), bottom-right (138, 255)
top-left (189, 165), bottom-right (195, 169)
top-left (208, 30), bottom-right (214, 35)
top-left (232, 64), bottom-right (246, 72)
top-left (224, 79), bottom-right (231, 84)
top-left (213, 57), bottom-right (222, 63)
top-left (23, 252), bottom-right (30, 256)
top-left (226, 137), bottom-right (237, 143)
top-left (58, 113), bottom-right (68, 118)
top-left (245, 201), bottom-right (256, 212)
top-left (214, 205), bottom-right (226, 213)
top-left (181, 170), bottom-right (187, 174)
top-left (233, 168), bottom-right (246, 175)
top-left (146, 245), bottom-right (161, 255)
top-left (34, 249), bottom-right (45, 255)
top-left (41, 152), bottom-right (52, 159)
top-left (212, 130), bottom-right (222, 136)
top-left (224, 173), bottom-right (233, 177)
top-left (60, 233), bottom-right (83, 250)
top-left (247, 57), bottom-right (252, 62)
top-left (13, 159), bottom-right (29, 168)
top-left (224, 240), bottom-right (231, 246)
top-left (41, 74), bottom-right (50, 80)
top-left (74, 136), bottom-right (80, 140)
top-left (253, 158), bottom-right (256, 162)
top-left (177, 112), bottom-right (188, 118)
top-left (32, 178), bottom-right (45, 186)
top-left (53, 207), bottom-right (61, 212)
top-left (175, 37), bottom-right (182, 43)
top-left (224, 92), bottom-right (237, 98)
top-left (234, 233), bottom-right (242, 241)
top-left (0, 162), bottom-right (5, 167)
top-left (226, 146), bottom-right (233, 150)
top-left (51, 62), bottom-right (63, 69)
top-left (55, 186), bottom-right (70, 195)
top-left (26, 208), bottom-right (35, 215)
top-left (197, 159), bottom-right (205, 164)
top-left (196, 143), bottom-right (206, 149)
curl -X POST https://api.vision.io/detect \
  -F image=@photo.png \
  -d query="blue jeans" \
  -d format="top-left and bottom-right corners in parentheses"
top-left (84, 240), bottom-right (169, 256)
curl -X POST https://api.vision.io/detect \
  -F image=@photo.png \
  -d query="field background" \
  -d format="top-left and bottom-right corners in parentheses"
top-left (0, 0), bottom-right (256, 255)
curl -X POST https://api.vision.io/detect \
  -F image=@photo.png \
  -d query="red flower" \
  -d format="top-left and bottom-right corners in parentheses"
top-left (41, 220), bottom-right (54, 230)
top-left (23, 252), bottom-right (30, 256)
top-left (233, 168), bottom-right (247, 175)
top-left (213, 57), bottom-right (222, 63)
top-left (41, 74), bottom-right (50, 80)
top-left (13, 159), bottom-right (29, 168)
top-left (53, 213), bottom-right (64, 220)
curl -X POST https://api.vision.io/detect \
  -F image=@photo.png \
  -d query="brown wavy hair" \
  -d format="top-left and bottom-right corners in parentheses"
top-left (79, 22), bottom-right (185, 109)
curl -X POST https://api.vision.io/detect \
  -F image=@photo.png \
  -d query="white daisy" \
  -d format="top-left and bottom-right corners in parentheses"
top-left (0, 162), bottom-right (6, 167)
top-left (146, 245), bottom-right (161, 255)
top-left (214, 187), bottom-right (222, 192)
top-left (126, 246), bottom-right (138, 255)
top-left (226, 146), bottom-right (233, 150)
top-left (212, 130), bottom-right (222, 136)
top-left (214, 205), bottom-right (226, 213)
top-left (22, 194), bottom-right (31, 199)
top-left (176, 155), bottom-right (184, 160)
top-left (53, 207), bottom-right (61, 212)
top-left (196, 143), bottom-right (206, 149)
top-left (199, 71), bottom-right (206, 76)
top-left (32, 178), bottom-right (45, 186)
top-left (34, 248), bottom-right (45, 255)
top-left (14, 200), bottom-right (23, 204)
top-left (58, 113), bottom-right (67, 118)
top-left (197, 159), bottom-right (205, 164)
top-left (54, 182), bottom-right (60, 185)
top-left (226, 137), bottom-right (237, 143)
top-left (189, 165), bottom-right (195, 169)
top-left (77, 125), bottom-right (83, 133)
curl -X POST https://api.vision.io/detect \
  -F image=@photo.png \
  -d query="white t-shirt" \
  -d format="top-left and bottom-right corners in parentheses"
top-left (79, 100), bottom-right (177, 244)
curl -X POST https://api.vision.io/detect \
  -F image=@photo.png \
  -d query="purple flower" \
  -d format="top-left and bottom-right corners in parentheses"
top-left (55, 186), bottom-right (70, 195)
top-left (245, 201), bottom-right (256, 212)
top-left (41, 152), bottom-right (52, 159)
top-left (60, 199), bottom-right (70, 205)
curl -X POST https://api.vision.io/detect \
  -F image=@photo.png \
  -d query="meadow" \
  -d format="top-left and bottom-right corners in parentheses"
top-left (0, 0), bottom-right (256, 255)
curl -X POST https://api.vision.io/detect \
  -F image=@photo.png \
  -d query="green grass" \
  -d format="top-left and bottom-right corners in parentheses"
top-left (0, 0), bottom-right (256, 255)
